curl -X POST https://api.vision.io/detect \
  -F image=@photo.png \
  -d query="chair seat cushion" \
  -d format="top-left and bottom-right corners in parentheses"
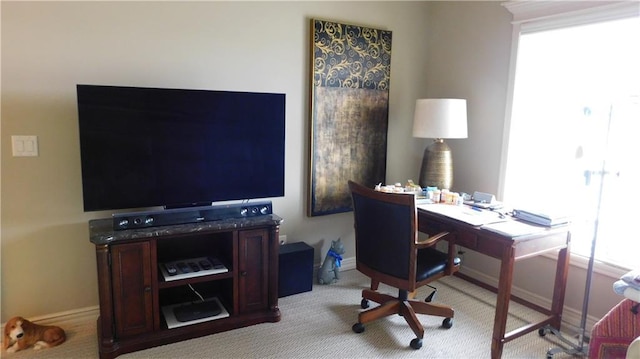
top-left (416, 248), bottom-right (461, 282)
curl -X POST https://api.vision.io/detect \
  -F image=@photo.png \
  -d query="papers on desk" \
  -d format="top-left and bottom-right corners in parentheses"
top-left (418, 203), bottom-right (555, 237)
top-left (480, 219), bottom-right (548, 237)
top-left (417, 204), bottom-right (507, 226)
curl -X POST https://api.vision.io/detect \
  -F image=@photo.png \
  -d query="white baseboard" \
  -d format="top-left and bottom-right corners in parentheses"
top-left (41, 306), bottom-right (100, 324)
top-left (1, 306), bottom-right (100, 332)
top-left (339, 257), bottom-right (357, 271)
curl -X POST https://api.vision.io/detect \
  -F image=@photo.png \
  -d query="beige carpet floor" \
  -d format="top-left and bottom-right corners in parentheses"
top-left (3, 270), bottom-right (579, 358)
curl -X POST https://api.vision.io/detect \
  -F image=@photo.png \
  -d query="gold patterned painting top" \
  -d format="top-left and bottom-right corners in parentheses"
top-left (313, 19), bottom-right (392, 91)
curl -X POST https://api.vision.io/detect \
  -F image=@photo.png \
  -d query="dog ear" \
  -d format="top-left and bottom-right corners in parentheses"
top-left (3, 330), bottom-right (9, 350)
top-left (4, 319), bottom-right (13, 348)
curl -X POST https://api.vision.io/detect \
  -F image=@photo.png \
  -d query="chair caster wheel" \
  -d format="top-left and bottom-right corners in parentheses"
top-left (360, 298), bottom-right (369, 309)
top-left (352, 322), bottom-right (365, 333)
top-left (410, 338), bottom-right (423, 349)
top-left (442, 317), bottom-right (453, 329)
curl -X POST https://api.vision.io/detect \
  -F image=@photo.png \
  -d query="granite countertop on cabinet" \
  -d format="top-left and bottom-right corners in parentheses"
top-left (89, 214), bottom-right (284, 245)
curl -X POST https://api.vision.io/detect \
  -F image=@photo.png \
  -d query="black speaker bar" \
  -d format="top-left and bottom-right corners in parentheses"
top-left (112, 201), bottom-right (273, 231)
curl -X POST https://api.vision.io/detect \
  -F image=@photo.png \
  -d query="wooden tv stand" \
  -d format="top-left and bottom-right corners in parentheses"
top-left (89, 214), bottom-right (283, 359)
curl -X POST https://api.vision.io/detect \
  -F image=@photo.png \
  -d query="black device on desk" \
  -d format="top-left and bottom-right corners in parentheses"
top-left (464, 191), bottom-right (503, 210)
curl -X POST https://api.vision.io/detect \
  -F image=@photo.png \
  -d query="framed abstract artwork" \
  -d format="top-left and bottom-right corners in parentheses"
top-left (308, 19), bottom-right (392, 217)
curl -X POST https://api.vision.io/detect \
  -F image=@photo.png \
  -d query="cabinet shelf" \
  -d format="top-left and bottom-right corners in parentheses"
top-left (89, 215), bottom-right (283, 359)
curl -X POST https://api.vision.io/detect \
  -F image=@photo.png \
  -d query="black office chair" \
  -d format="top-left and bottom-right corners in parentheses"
top-left (348, 180), bottom-right (460, 349)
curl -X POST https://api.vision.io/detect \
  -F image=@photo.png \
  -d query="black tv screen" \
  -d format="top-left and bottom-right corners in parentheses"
top-left (77, 85), bottom-right (285, 212)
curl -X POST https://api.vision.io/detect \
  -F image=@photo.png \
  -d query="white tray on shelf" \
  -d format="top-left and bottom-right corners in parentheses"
top-left (162, 297), bottom-right (230, 329)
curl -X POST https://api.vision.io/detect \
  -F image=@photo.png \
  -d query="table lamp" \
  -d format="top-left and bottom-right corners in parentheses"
top-left (412, 99), bottom-right (468, 190)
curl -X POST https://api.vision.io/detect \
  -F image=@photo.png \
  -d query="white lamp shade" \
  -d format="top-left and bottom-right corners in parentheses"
top-left (412, 99), bottom-right (468, 139)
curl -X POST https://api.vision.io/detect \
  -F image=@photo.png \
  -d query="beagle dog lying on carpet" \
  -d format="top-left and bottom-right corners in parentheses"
top-left (3, 316), bottom-right (65, 353)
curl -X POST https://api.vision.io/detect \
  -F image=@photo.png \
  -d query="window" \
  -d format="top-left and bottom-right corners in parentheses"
top-left (501, 3), bottom-right (639, 269)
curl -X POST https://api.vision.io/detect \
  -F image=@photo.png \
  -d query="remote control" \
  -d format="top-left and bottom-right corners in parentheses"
top-left (164, 263), bottom-right (178, 276)
top-left (176, 262), bottom-right (191, 273)
top-left (210, 257), bottom-right (226, 270)
top-left (199, 259), bottom-right (212, 270)
top-left (188, 262), bottom-right (200, 272)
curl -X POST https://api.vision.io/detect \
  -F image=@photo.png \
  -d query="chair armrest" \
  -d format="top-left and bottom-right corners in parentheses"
top-left (416, 231), bottom-right (449, 249)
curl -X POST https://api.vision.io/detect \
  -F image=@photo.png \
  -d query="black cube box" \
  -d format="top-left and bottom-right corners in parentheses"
top-left (278, 242), bottom-right (314, 298)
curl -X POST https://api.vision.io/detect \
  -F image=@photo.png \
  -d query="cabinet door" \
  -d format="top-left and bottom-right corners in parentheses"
top-left (238, 229), bottom-right (269, 313)
top-left (111, 242), bottom-right (154, 337)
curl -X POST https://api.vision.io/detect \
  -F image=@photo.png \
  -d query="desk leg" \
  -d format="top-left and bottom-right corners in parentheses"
top-left (491, 246), bottom-right (515, 359)
top-left (550, 242), bottom-right (570, 329)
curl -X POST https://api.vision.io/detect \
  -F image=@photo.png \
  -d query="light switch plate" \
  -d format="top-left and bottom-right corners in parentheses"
top-left (12, 135), bottom-right (39, 157)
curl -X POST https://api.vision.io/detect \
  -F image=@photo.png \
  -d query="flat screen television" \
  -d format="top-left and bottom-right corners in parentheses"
top-left (77, 84), bottom-right (286, 212)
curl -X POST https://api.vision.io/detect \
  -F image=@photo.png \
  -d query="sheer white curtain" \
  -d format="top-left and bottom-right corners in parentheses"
top-left (500, 2), bottom-right (640, 269)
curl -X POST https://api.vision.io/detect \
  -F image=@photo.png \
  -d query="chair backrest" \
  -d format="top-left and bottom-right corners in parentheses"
top-left (349, 181), bottom-right (418, 290)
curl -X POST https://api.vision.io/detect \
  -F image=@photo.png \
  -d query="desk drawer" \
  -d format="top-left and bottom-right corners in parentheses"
top-left (455, 230), bottom-right (477, 250)
top-left (418, 219), bottom-right (477, 249)
top-left (419, 220), bottom-right (452, 238)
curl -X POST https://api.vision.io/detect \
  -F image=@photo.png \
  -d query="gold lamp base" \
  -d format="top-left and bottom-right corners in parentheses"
top-left (419, 139), bottom-right (453, 190)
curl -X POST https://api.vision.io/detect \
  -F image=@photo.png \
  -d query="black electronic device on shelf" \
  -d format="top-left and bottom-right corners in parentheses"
top-left (161, 296), bottom-right (231, 329)
top-left (112, 201), bottom-right (273, 230)
top-left (173, 300), bottom-right (222, 322)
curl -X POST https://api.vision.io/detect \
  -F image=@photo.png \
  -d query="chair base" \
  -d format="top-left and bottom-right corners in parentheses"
top-left (354, 288), bottom-right (454, 349)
